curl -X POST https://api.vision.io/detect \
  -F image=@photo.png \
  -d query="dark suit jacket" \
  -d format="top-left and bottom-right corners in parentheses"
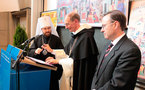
top-left (91, 35), bottom-right (141, 90)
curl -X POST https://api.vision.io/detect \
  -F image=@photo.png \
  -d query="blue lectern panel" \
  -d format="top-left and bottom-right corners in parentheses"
top-left (10, 70), bottom-right (51, 90)
top-left (0, 45), bottom-right (51, 90)
top-left (6, 44), bottom-right (14, 53)
top-left (0, 53), bottom-right (1, 65)
top-left (0, 49), bottom-right (11, 90)
top-left (10, 47), bottom-right (20, 60)
top-left (6, 44), bottom-right (20, 60)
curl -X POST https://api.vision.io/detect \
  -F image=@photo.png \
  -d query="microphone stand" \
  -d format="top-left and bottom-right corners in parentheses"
top-left (12, 40), bottom-right (31, 90)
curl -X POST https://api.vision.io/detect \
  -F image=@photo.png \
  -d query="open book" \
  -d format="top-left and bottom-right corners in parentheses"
top-left (26, 56), bottom-right (55, 67)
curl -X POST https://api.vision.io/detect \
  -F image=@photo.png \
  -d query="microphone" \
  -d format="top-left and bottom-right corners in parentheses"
top-left (21, 35), bottom-right (39, 45)
top-left (12, 35), bottom-right (40, 68)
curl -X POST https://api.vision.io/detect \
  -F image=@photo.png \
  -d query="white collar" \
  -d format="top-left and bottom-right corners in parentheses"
top-left (112, 33), bottom-right (125, 46)
top-left (72, 24), bottom-right (92, 35)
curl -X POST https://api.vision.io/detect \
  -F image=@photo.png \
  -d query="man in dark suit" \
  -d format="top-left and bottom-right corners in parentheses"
top-left (91, 10), bottom-right (141, 90)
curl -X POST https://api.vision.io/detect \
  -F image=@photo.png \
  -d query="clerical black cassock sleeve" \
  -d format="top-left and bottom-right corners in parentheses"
top-left (28, 34), bottom-right (64, 60)
top-left (64, 28), bottom-right (99, 90)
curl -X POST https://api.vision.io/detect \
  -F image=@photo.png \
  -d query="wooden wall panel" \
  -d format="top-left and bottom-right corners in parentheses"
top-left (0, 13), bottom-right (9, 53)
top-left (0, 13), bottom-right (8, 31)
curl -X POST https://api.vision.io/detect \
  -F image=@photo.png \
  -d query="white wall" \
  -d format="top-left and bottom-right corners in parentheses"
top-left (44, 0), bottom-right (57, 11)
top-left (31, 0), bottom-right (43, 37)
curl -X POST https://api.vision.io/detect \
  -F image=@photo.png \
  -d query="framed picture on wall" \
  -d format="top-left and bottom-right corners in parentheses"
top-left (57, 0), bottom-right (129, 27)
top-left (127, 0), bottom-right (145, 84)
top-left (57, 0), bottom-right (72, 26)
top-left (103, 0), bottom-right (129, 24)
top-left (40, 9), bottom-right (57, 28)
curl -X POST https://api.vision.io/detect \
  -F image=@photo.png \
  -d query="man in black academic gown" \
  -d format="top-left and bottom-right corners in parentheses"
top-left (28, 16), bottom-right (63, 90)
top-left (45, 12), bottom-right (99, 90)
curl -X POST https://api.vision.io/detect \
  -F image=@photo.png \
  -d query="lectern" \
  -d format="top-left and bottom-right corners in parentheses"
top-left (0, 44), bottom-right (54, 90)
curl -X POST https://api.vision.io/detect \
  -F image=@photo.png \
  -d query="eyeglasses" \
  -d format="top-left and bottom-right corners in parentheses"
top-left (101, 21), bottom-right (115, 29)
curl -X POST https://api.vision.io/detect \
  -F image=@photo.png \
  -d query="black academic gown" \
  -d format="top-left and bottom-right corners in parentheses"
top-left (64, 28), bottom-right (99, 90)
top-left (28, 34), bottom-right (64, 90)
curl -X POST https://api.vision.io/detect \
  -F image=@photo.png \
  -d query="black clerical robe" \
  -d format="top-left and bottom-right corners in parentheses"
top-left (64, 28), bottom-right (99, 90)
top-left (28, 34), bottom-right (64, 90)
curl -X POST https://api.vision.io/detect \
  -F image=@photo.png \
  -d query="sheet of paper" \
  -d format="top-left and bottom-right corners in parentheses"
top-left (26, 56), bottom-right (54, 67)
top-left (53, 49), bottom-right (68, 60)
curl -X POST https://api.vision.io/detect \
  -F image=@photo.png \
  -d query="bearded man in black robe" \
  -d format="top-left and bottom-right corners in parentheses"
top-left (28, 16), bottom-right (63, 90)
top-left (45, 12), bottom-right (99, 90)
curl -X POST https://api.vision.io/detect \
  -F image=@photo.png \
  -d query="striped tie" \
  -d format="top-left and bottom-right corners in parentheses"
top-left (97, 43), bottom-right (113, 74)
top-left (104, 43), bottom-right (113, 57)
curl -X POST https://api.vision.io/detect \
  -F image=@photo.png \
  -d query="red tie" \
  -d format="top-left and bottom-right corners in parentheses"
top-left (104, 43), bottom-right (113, 57)
top-left (97, 43), bottom-right (113, 73)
